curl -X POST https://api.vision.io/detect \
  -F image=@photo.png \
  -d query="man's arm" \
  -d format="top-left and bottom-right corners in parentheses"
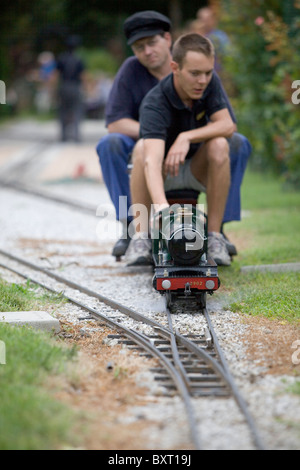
top-left (214, 72), bottom-right (238, 132)
top-left (105, 57), bottom-right (143, 139)
top-left (164, 108), bottom-right (235, 177)
top-left (187, 108), bottom-right (235, 142)
top-left (143, 138), bottom-right (169, 212)
top-left (107, 118), bottom-right (140, 140)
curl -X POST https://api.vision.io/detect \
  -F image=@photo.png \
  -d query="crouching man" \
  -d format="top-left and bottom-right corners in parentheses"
top-left (126, 33), bottom-right (236, 267)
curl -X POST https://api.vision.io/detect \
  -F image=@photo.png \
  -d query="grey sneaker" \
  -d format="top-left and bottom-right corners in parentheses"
top-left (125, 234), bottom-right (153, 266)
top-left (207, 232), bottom-right (231, 266)
top-left (221, 231), bottom-right (237, 256)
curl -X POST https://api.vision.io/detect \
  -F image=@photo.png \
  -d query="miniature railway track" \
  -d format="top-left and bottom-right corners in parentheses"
top-left (0, 156), bottom-right (265, 448)
top-left (0, 249), bottom-right (265, 450)
top-left (0, 179), bottom-right (97, 216)
top-left (0, 139), bottom-right (97, 216)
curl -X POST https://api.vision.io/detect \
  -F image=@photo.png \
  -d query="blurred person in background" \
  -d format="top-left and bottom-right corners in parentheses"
top-left (56, 35), bottom-right (85, 142)
top-left (35, 51), bottom-right (56, 113)
top-left (189, 6), bottom-right (230, 76)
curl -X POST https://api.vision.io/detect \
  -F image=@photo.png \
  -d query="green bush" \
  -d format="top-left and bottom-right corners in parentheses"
top-left (221, 1), bottom-right (300, 188)
top-left (78, 47), bottom-right (120, 75)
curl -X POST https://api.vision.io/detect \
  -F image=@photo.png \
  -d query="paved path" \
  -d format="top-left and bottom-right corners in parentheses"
top-left (0, 118), bottom-right (106, 184)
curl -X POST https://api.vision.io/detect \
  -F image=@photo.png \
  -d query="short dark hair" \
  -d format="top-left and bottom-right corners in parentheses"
top-left (172, 33), bottom-right (215, 68)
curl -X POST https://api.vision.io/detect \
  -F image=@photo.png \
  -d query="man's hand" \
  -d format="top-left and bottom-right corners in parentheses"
top-left (153, 202), bottom-right (170, 214)
top-left (164, 133), bottom-right (190, 177)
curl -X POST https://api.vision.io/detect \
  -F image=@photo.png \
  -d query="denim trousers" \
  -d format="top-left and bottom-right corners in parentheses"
top-left (96, 132), bottom-right (251, 224)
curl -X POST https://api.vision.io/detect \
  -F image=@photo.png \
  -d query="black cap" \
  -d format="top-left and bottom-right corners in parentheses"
top-left (124, 11), bottom-right (171, 46)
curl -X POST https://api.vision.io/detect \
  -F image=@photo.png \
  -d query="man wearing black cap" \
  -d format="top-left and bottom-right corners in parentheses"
top-left (96, 11), bottom-right (173, 259)
top-left (124, 10), bottom-right (172, 46)
top-left (96, 10), bottom-right (251, 260)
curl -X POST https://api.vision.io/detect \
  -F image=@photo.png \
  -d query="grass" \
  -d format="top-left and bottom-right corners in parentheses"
top-left (0, 322), bottom-right (78, 450)
top-left (212, 170), bottom-right (300, 323)
top-left (288, 380), bottom-right (300, 396)
top-left (0, 277), bottom-right (80, 449)
top-left (218, 270), bottom-right (299, 321)
top-left (0, 169), bottom-right (298, 448)
top-left (0, 278), bottom-right (65, 312)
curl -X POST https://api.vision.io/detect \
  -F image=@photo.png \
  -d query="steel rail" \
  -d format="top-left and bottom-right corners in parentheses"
top-left (0, 146), bottom-right (265, 448)
top-left (0, 249), bottom-right (231, 388)
top-left (0, 253), bottom-right (201, 450)
top-left (0, 180), bottom-right (96, 216)
top-left (203, 308), bottom-right (266, 450)
top-left (157, 317), bottom-right (265, 450)
top-left (0, 249), bottom-right (166, 331)
top-left (0, 141), bottom-right (49, 182)
top-left (0, 249), bottom-right (265, 449)
top-left (166, 308), bottom-right (191, 391)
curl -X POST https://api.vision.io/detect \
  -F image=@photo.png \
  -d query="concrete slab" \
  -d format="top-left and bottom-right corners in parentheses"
top-left (0, 311), bottom-right (60, 333)
top-left (0, 119), bottom-right (106, 184)
top-left (240, 262), bottom-right (300, 274)
top-left (0, 141), bottom-right (38, 169)
top-left (0, 118), bottom-right (106, 144)
top-left (38, 144), bottom-right (101, 182)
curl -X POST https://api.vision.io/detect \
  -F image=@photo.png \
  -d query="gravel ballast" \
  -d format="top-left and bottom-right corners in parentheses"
top-left (0, 184), bottom-right (299, 450)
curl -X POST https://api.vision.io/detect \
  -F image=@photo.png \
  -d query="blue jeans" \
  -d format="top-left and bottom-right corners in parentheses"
top-left (224, 132), bottom-right (252, 223)
top-left (96, 132), bottom-right (251, 224)
top-left (96, 133), bottom-right (134, 222)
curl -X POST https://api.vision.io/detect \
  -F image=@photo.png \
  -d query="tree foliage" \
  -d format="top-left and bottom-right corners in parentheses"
top-left (221, 0), bottom-right (300, 187)
top-left (0, 0), bottom-right (207, 82)
top-left (1, 0), bottom-right (299, 185)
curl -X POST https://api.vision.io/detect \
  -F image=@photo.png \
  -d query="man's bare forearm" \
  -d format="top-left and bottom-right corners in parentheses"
top-left (184, 116), bottom-right (235, 144)
top-left (144, 139), bottom-right (169, 212)
top-left (108, 118), bottom-right (140, 140)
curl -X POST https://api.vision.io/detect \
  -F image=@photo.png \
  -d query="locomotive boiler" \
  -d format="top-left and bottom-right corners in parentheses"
top-left (152, 201), bottom-right (220, 308)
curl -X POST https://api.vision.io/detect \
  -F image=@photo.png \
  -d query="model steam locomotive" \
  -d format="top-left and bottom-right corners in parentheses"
top-left (151, 190), bottom-right (220, 308)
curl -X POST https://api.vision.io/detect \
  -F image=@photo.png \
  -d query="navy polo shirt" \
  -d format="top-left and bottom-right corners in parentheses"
top-left (105, 56), bottom-right (158, 126)
top-left (139, 72), bottom-right (235, 159)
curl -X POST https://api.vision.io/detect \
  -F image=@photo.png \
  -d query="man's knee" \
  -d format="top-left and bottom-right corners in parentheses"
top-left (131, 139), bottom-right (145, 165)
top-left (206, 137), bottom-right (230, 166)
top-left (96, 133), bottom-right (126, 164)
top-left (229, 133), bottom-right (252, 160)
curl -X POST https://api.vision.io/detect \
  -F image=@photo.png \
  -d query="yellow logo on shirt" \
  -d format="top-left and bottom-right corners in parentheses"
top-left (196, 111), bottom-right (205, 121)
